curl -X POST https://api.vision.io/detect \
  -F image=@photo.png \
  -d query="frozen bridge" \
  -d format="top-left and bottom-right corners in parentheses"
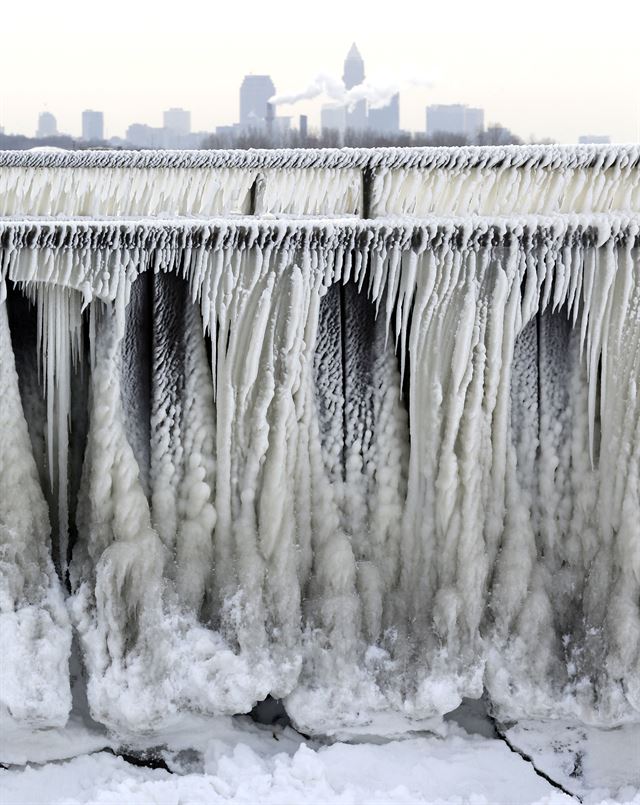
top-left (0, 145), bottom-right (639, 741)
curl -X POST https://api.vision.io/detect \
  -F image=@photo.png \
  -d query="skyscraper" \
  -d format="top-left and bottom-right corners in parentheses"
top-left (321, 104), bottom-right (347, 135)
top-left (239, 75), bottom-right (276, 129)
top-left (343, 43), bottom-right (367, 131)
top-left (426, 105), bottom-right (485, 139)
top-left (82, 110), bottom-right (104, 142)
top-left (368, 93), bottom-right (400, 135)
top-left (36, 112), bottom-right (57, 139)
top-left (163, 108), bottom-right (191, 136)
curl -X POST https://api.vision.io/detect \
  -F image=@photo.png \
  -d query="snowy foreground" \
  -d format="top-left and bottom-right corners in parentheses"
top-left (2, 706), bottom-right (639, 805)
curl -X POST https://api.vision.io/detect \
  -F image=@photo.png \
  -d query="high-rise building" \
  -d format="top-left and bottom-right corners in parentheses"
top-left (368, 93), bottom-right (400, 134)
top-left (163, 108), bottom-right (191, 135)
top-left (343, 43), bottom-right (367, 131)
top-left (299, 114), bottom-right (308, 140)
top-left (343, 42), bottom-right (365, 89)
top-left (82, 110), bottom-right (104, 142)
top-left (426, 104), bottom-right (484, 139)
top-left (36, 112), bottom-right (57, 139)
top-left (464, 107), bottom-right (484, 139)
top-left (239, 75), bottom-right (276, 129)
top-left (321, 104), bottom-right (347, 135)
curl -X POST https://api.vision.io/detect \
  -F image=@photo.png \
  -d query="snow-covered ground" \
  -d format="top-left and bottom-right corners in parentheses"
top-left (2, 705), bottom-right (638, 804)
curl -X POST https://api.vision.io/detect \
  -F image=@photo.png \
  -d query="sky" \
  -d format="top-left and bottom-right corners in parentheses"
top-left (0, 0), bottom-right (638, 143)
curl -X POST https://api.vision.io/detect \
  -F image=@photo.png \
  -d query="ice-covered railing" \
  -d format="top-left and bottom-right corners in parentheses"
top-left (1, 212), bottom-right (639, 740)
top-left (367, 144), bottom-right (640, 216)
top-left (0, 144), bottom-right (637, 217)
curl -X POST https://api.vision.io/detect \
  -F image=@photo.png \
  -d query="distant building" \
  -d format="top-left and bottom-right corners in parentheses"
top-left (321, 104), bottom-right (347, 135)
top-left (107, 136), bottom-right (128, 148)
top-left (299, 114), bottom-right (308, 140)
top-left (82, 110), bottom-right (104, 141)
top-left (343, 43), bottom-right (367, 131)
top-left (478, 124), bottom-right (521, 146)
top-left (216, 124), bottom-right (240, 137)
top-left (271, 116), bottom-right (291, 137)
top-left (125, 119), bottom-right (205, 150)
top-left (463, 107), bottom-right (484, 139)
top-left (368, 93), bottom-right (400, 134)
top-left (426, 104), bottom-right (484, 139)
top-left (210, 125), bottom-right (239, 147)
top-left (36, 112), bottom-right (58, 139)
top-left (126, 123), bottom-right (170, 149)
top-left (240, 75), bottom-right (276, 129)
top-left (163, 108), bottom-right (191, 136)
top-left (578, 134), bottom-right (610, 144)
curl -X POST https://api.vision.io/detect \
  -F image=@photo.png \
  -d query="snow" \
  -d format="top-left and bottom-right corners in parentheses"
top-left (2, 715), bottom-right (639, 804)
top-left (505, 720), bottom-right (640, 801)
top-left (3, 705), bottom-right (638, 803)
top-left (0, 720), bottom-right (588, 805)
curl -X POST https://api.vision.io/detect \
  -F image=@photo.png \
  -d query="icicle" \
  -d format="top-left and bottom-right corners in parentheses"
top-left (0, 202), bottom-right (638, 737)
top-left (0, 298), bottom-right (72, 729)
top-left (31, 284), bottom-right (84, 577)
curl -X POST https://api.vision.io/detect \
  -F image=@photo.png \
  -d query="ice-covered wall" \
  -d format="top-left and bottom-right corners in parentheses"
top-left (0, 150), bottom-right (369, 217)
top-left (368, 145), bottom-right (640, 216)
top-left (1, 209), bottom-right (638, 740)
top-left (1, 145), bottom-right (637, 217)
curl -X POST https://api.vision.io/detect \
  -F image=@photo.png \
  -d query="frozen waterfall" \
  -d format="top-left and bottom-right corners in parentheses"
top-left (0, 145), bottom-right (638, 744)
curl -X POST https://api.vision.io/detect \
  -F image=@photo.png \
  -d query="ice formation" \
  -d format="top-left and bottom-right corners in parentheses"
top-left (0, 145), bottom-right (638, 743)
top-left (0, 144), bottom-right (637, 217)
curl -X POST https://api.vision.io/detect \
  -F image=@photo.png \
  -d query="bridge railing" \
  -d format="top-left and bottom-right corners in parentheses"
top-left (0, 144), bottom-right (637, 218)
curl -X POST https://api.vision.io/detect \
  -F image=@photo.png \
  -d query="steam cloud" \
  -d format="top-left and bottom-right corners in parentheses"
top-left (269, 72), bottom-right (434, 111)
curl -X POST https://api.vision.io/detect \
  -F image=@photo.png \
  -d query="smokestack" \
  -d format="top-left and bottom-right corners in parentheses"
top-left (266, 102), bottom-right (275, 140)
top-left (299, 114), bottom-right (308, 141)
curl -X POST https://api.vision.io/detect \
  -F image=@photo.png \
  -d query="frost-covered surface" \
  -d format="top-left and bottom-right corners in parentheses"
top-left (369, 144), bottom-right (640, 216)
top-left (2, 704), bottom-right (639, 803)
top-left (505, 720), bottom-right (640, 801)
top-left (1, 714), bottom-right (639, 805)
top-left (2, 144), bottom-right (637, 171)
top-left (1, 212), bottom-right (638, 741)
top-left (0, 741), bottom-right (564, 805)
top-left (0, 144), bottom-right (637, 217)
top-left (0, 166), bottom-right (363, 217)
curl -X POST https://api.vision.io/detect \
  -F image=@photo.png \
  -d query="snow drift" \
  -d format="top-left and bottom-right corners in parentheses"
top-left (0, 145), bottom-right (638, 744)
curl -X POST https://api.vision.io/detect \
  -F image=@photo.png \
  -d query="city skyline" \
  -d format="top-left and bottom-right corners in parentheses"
top-left (1, 0), bottom-right (638, 143)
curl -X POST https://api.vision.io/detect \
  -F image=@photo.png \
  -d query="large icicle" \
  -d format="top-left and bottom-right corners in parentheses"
top-left (0, 299), bottom-right (71, 731)
top-left (35, 284), bottom-right (84, 576)
top-left (69, 298), bottom-right (265, 735)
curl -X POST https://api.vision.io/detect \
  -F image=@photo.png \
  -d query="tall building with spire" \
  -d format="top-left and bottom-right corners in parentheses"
top-left (343, 43), bottom-right (367, 131)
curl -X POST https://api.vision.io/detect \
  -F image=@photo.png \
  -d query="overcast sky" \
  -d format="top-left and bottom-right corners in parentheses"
top-left (1, 0), bottom-right (638, 143)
